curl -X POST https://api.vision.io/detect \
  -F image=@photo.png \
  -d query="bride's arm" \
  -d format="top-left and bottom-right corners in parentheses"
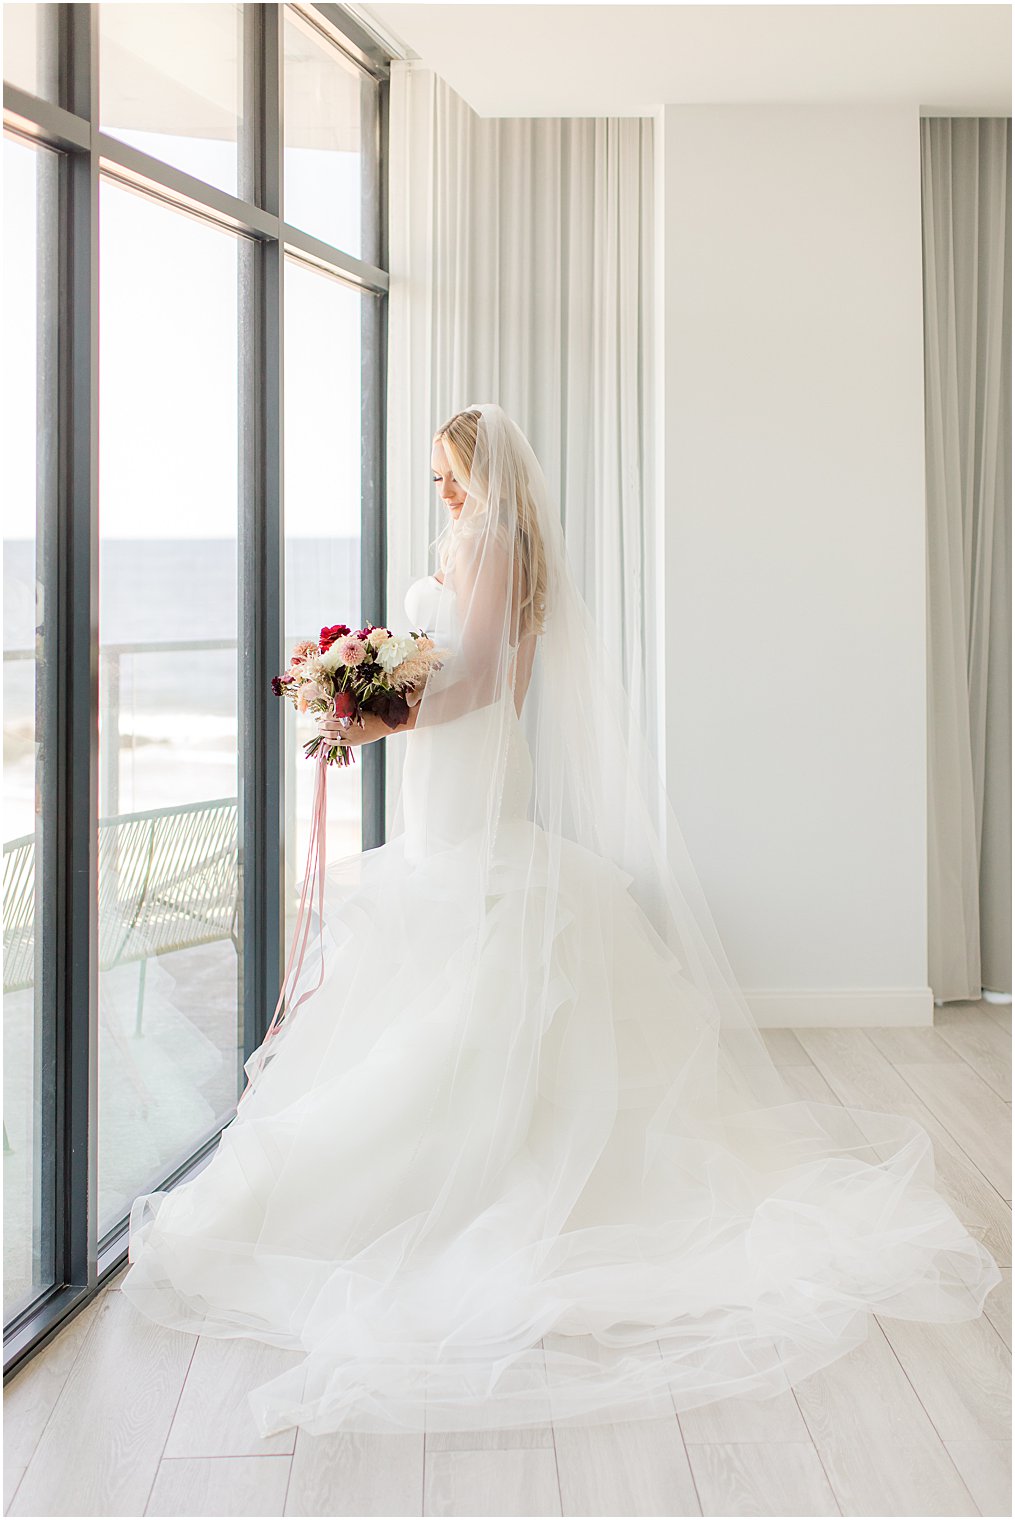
top-left (316, 703), bottom-right (420, 746)
top-left (318, 538), bottom-right (517, 746)
top-left (366, 540), bottom-right (517, 740)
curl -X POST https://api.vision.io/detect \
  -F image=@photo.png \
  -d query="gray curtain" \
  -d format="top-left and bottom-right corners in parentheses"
top-left (386, 64), bottom-right (660, 771)
top-left (922, 116), bottom-right (1012, 1002)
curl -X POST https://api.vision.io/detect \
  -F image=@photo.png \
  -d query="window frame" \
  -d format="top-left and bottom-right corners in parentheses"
top-left (2, 1), bottom-right (390, 1378)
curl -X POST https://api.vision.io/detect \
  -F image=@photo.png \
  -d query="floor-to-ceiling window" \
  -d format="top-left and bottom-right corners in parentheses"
top-left (3, 2), bottom-right (390, 1375)
top-left (2, 128), bottom-right (60, 1327)
top-left (284, 261), bottom-right (366, 871)
top-left (95, 177), bottom-right (243, 1237)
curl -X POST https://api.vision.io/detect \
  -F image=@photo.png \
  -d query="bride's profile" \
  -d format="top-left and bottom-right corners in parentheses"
top-left (121, 401), bottom-right (1000, 1439)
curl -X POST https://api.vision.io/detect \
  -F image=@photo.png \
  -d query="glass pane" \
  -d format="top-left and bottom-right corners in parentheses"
top-left (2, 2), bottom-right (60, 104)
top-left (283, 257), bottom-right (363, 941)
top-left (284, 9), bottom-right (378, 263)
top-left (99, 3), bottom-right (244, 198)
top-left (3, 134), bottom-right (59, 1321)
top-left (97, 178), bottom-right (241, 1238)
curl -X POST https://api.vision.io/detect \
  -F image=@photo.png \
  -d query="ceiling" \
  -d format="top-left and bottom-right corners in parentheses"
top-left (349, 3), bottom-right (1012, 118)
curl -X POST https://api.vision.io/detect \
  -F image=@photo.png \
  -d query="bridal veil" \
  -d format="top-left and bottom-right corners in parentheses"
top-left (123, 401), bottom-right (1000, 1438)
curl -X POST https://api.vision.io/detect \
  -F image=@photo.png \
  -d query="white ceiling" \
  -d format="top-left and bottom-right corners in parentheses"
top-left (350, 3), bottom-right (1012, 118)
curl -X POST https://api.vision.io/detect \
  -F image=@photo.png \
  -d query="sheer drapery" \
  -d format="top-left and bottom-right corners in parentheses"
top-left (922, 116), bottom-right (1012, 1002)
top-left (385, 62), bottom-right (660, 798)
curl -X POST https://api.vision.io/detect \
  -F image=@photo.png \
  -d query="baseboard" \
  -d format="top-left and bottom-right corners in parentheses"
top-left (743, 986), bottom-right (934, 1029)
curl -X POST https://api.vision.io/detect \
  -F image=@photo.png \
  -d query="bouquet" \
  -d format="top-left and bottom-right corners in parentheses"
top-left (272, 621), bottom-right (450, 766)
top-left (240, 618), bottom-right (450, 1108)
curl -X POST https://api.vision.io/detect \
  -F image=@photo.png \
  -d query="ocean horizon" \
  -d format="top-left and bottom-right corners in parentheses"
top-left (4, 535), bottom-right (364, 719)
top-left (3, 536), bottom-right (367, 842)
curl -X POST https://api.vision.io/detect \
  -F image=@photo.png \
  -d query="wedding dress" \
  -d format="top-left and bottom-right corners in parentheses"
top-left (121, 402), bottom-right (1001, 1439)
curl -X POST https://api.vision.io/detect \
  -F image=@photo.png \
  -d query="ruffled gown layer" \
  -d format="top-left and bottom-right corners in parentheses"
top-left (121, 575), bottom-right (1001, 1437)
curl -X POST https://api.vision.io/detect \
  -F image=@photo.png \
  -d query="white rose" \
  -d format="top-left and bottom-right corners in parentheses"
top-left (299, 655), bottom-right (329, 679)
top-left (317, 644), bottom-right (345, 673)
top-left (376, 635), bottom-right (417, 673)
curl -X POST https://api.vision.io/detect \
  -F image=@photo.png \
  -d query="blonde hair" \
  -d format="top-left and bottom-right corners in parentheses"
top-left (433, 408), bottom-right (548, 639)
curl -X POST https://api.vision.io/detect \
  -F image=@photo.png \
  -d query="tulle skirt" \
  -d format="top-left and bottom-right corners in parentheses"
top-left (121, 704), bottom-right (1001, 1437)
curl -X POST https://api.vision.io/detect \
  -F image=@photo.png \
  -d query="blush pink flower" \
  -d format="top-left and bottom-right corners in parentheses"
top-left (337, 636), bottom-right (367, 666)
top-left (291, 639), bottom-right (319, 665)
top-left (296, 679), bottom-right (329, 713)
top-left (393, 655), bottom-right (430, 690)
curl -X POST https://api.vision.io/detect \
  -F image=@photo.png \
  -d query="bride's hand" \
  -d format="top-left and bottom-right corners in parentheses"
top-left (314, 710), bottom-right (358, 746)
top-left (314, 710), bottom-right (378, 747)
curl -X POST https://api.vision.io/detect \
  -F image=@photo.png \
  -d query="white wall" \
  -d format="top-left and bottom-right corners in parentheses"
top-left (655, 105), bottom-right (931, 1027)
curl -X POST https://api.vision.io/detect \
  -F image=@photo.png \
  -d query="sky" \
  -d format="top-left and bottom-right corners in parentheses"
top-left (4, 126), bottom-right (365, 541)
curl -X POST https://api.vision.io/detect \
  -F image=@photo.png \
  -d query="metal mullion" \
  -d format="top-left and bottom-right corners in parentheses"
top-left (360, 68), bottom-right (390, 850)
top-left (3, 86), bottom-right (280, 242)
top-left (306, 3), bottom-right (393, 79)
top-left (4, 91), bottom-right (390, 298)
top-left (96, 138), bottom-right (390, 292)
top-left (60, 0), bottom-right (100, 1313)
top-left (3, 0), bottom-right (99, 1381)
top-left (96, 133), bottom-right (280, 240)
top-left (35, 131), bottom-right (61, 1346)
top-left (3, 82), bottom-right (91, 152)
top-left (281, 220), bottom-right (389, 293)
top-left (263, 4), bottom-right (286, 1057)
top-left (361, 286), bottom-right (387, 850)
top-left (238, 3), bottom-right (285, 1083)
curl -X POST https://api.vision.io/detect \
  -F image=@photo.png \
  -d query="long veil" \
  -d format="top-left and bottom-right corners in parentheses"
top-left (125, 401), bottom-right (1000, 1439)
top-left (391, 401), bottom-right (801, 1118)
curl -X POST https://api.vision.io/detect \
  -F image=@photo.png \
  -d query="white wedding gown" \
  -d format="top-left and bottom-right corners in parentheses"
top-left (121, 572), bottom-right (1001, 1439)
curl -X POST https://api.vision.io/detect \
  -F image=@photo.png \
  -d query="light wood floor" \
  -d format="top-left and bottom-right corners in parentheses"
top-left (5, 1002), bottom-right (1011, 1517)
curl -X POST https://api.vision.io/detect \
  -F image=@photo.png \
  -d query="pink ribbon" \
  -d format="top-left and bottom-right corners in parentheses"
top-left (238, 744), bottom-right (330, 1108)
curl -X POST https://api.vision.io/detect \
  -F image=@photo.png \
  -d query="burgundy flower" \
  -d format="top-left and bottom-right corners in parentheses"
top-left (333, 689), bottom-right (358, 720)
top-left (370, 690), bottom-right (411, 730)
top-left (319, 623), bottom-right (351, 653)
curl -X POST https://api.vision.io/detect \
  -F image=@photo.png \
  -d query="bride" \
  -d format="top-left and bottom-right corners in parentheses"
top-left (122, 401), bottom-right (1000, 1439)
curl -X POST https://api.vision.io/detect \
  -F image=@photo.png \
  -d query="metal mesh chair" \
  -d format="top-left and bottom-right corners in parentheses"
top-left (2, 836), bottom-right (34, 1003)
top-left (4, 797), bottom-right (240, 1037)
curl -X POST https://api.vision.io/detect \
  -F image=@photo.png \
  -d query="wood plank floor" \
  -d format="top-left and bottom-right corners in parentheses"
top-left (5, 1001), bottom-right (1011, 1517)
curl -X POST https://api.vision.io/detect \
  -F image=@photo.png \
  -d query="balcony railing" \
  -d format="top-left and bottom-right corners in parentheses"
top-left (2, 634), bottom-right (336, 910)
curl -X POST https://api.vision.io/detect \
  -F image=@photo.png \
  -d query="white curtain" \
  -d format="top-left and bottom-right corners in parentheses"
top-left (385, 63), bottom-right (659, 779)
top-left (922, 116), bottom-right (1012, 1002)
